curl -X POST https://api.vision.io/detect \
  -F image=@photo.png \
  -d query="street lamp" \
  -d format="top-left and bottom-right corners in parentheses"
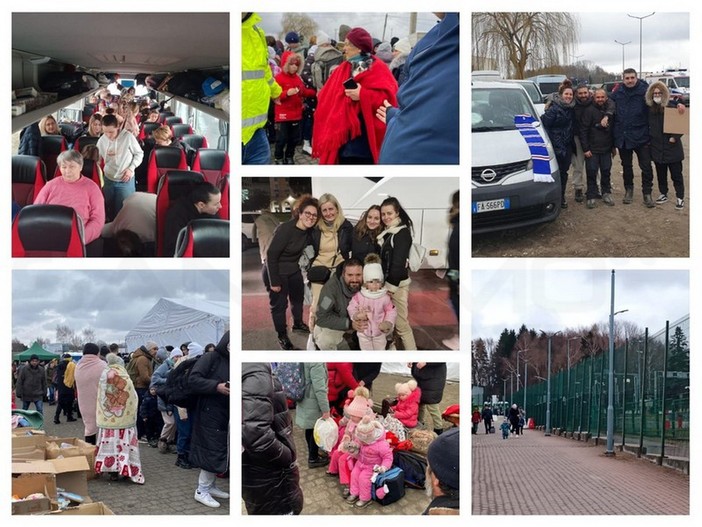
top-left (606, 268), bottom-right (629, 457)
top-left (628, 12), bottom-right (655, 75)
top-left (517, 348), bottom-right (528, 419)
top-left (566, 336), bottom-right (579, 432)
top-left (614, 40), bottom-right (631, 74)
top-left (541, 330), bottom-right (562, 436)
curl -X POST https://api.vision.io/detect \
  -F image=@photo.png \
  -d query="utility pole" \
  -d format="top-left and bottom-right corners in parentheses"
top-left (409, 12), bottom-right (417, 37)
top-left (382, 13), bottom-right (388, 41)
top-left (615, 40), bottom-right (631, 73)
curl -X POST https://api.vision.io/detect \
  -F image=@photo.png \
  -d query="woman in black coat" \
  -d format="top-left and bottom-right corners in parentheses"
top-left (350, 204), bottom-right (382, 264)
top-left (508, 404), bottom-right (521, 436)
top-left (242, 362), bottom-right (304, 515)
top-left (542, 80), bottom-right (576, 208)
top-left (189, 331), bottom-right (230, 508)
top-left (410, 362), bottom-right (447, 435)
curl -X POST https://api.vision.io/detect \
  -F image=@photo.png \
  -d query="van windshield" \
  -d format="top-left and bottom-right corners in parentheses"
top-left (472, 88), bottom-right (537, 131)
top-left (538, 82), bottom-right (562, 96)
top-left (676, 76), bottom-right (690, 88)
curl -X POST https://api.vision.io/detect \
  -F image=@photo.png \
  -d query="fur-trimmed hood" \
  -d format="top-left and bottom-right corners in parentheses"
top-left (645, 81), bottom-right (670, 108)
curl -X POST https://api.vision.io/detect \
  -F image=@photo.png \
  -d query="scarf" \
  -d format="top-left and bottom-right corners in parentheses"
top-left (514, 115), bottom-right (553, 183)
top-left (96, 364), bottom-right (138, 429)
top-left (313, 59), bottom-right (398, 164)
top-left (377, 217), bottom-right (404, 246)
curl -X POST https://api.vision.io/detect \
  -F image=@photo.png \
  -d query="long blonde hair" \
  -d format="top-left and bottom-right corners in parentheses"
top-left (317, 193), bottom-right (346, 233)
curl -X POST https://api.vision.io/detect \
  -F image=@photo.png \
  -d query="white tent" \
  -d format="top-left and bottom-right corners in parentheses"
top-left (125, 297), bottom-right (229, 351)
top-left (381, 363), bottom-right (460, 382)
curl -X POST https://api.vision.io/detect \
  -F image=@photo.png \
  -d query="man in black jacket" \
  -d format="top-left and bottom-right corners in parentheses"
top-left (410, 362), bottom-right (447, 435)
top-left (579, 89), bottom-right (616, 208)
top-left (163, 182), bottom-right (222, 256)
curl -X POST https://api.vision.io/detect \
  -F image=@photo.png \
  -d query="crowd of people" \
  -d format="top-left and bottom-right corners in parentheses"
top-left (541, 68), bottom-right (687, 210)
top-left (12, 331), bottom-right (230, 509)
top-left (259, 191), bottom-right (459, 351)
top-left (242, 362), bottom-right (459, 515)
top-left (473, 403), bottom-right (525, 438)
top-left (15, 85), bottom-right (226, 257)
top-left (242, 12), bottom-right (459, 165)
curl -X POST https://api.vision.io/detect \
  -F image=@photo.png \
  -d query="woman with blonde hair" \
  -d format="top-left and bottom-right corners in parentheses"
top-left (83, 114), bottom-right (103, 138)
top-left (38, 115), bottom-right (60, 136)
top-left (307, 193), bottom-right (353, 331)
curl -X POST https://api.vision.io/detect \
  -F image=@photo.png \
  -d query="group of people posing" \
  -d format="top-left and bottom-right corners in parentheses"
top-left (261, 194), bottom-right (419, 351)
top-left (242, 12), bottom-right (459, 165)
top-left (541, 68), bottom-right (687, 210)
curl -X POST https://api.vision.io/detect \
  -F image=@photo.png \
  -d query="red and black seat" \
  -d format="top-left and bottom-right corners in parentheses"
top-left (170, 123), bottom-right (193, 139)
top-left (73, 135), bottom-right (99, 152)
top-left (12, 155), bottom-right (47, 206)
top-left (146, 146), bottom-right (188, 193)
top-left (181, 134), bottom-right (209, 150)
top-left (155, 170), bottom-right (205, 256)
top-left (164, 116), bottom-right (183, 127)
top-left (217, 175), bottom-right (229, 221)
top-left (192, 149), bottom-right (230, 186)
top-left (138, 121), bottom-right (162, 141)
top-left (175, 218), bottom-right (230, 257)
top-left (12, 204), bottom-right (86, 257)
top-left (158, 111), bottom-right (175, 124)
top-left (53, 159), bottom-right (102, 189)
top-left (39, 135), bottom-right (68, 180)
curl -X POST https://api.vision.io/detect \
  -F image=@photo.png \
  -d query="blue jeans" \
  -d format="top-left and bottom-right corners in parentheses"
top-left (174, 409), bottom-right (192, 456)
top-left (242, 127), bottom-right (271, 165)
top-left (103, 177), bottom-right (136, 220)
top-left (22, 399), bottom-right (43, 414)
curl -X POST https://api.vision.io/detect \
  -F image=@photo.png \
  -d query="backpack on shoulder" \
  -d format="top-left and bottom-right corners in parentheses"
top-left (390, 233), bottom-right (427, 273)
top-left (156, 356), bottom-right (201, 408)
top-left (272, 362), bottom-right (307, 401)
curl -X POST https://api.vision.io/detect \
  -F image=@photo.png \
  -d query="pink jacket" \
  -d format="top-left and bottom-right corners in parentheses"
top-left (356, 435), bottom-right (393, 472)
top-left (347, 290), bottom-right (397, 338)
top-left (391, 387), bottom-right (422, 428)
top-left (74, 354), bottom-right (107, 436)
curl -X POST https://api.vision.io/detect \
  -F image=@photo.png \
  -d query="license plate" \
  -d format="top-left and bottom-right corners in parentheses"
top-left (472, 198), bottom-right (510, 213)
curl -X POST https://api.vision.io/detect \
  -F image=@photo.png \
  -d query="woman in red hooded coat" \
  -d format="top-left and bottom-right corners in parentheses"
top-left (312, 27), bottom-right (398, 164)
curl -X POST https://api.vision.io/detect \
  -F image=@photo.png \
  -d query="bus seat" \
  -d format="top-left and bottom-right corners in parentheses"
top-left (12, 204), bottom-right (86, 257)
top-left (12, 155), bottom-right (47, 206)
top-left (191, 149), bottom-right (230, 185)
top-left (158, 111), bottom-right (175, 123)
top-left (73, 135), bottom-right (99, 152)
top-left (217, 174), bottom-right (229, 221)
top-left (155, 170), bottom-right (205, 256)
top-left (138, 121), bottom-right (162, 141)
top-left (171, 123), bottom-right (193, 139)
top-left (181, 134), bottom-right (209, 150)
top-left (39, 135), bottom-right (68, 180)
top-left (146, 146), bottom-right (188, 193)
top-left (53, 159), bottom-right (102, 189)
top-left (174, 218), bottom-right (229, 258)
top-left (164, 116), bottom-right (183, 127)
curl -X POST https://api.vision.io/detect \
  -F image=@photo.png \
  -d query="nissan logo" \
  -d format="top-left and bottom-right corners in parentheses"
top-left (480, 169), bottom-right (497, 183)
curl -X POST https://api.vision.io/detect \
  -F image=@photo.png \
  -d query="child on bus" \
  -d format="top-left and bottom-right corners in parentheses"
top-left (347, 254), bottom-right (397, 350)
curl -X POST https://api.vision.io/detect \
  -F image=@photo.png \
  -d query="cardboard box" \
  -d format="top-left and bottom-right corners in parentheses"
top-left (12, 457), bottom-right (91, 499)
top-left (13, 432), bottom-right (48, 450)
top-left (12, 474), bottom-right (57, 515)
top-left (51, 502), bottom-right (115, 515)
top-left (45, 438), bottom-right (97, 479)
top-left (664, 107), bottom-right (690, 135)
top-left (12, 446), bottom-right (45, 461)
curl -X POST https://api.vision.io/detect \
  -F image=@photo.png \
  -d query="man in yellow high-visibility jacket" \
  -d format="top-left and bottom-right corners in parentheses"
top-left (242, 12), bottom-right (282, 165)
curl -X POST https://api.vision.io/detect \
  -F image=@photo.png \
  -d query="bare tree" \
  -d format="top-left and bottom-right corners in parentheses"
top-left (82, 327), bottom-right (97, 345)
top-left (56, 324), bottom-right (74, 344)
top-left (472, 12), bottom-right (580, 78)
top-left (281, 13), bottom-right (319, 45)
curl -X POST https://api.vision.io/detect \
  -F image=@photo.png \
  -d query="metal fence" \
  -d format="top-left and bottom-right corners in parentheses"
top-left (514, 317), bottom-right (689, 461)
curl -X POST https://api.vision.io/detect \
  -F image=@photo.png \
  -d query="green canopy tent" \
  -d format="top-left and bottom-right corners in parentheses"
top-left (15, 342), bottom-right (60, 362)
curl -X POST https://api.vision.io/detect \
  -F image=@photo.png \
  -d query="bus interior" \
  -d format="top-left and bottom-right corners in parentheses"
top-left (11, 12), bottom-right (230, 257)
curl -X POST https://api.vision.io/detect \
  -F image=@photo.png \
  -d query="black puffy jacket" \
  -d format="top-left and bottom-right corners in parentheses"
top-left (411, 363), bottom-right (447, 405)
top-left (542, 95), bottom-right (575, 159)
top-left (242, 363), bottom-right (303, 515)
top-left (310, 219), bottom-right (354, 263)
top-left (189, 332), bottom-right (230, 475)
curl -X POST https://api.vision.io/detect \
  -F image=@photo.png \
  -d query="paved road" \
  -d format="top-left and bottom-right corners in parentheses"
top-left (241, 248), bottom-right (458, 350)
top-left (33, 403), bottom-right (229, 515)
top-left (242, 370), bottom-right (460, 515)
top-left (472, 427), bottom-right (688, 515)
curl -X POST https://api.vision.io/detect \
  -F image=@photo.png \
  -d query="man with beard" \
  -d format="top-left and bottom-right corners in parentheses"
top-left (15, 354), bottom-right (47, 413)
top-left (580, 89), bottom-right (616, 209)
top-left (423, 427), bottom-right (459, 515)
top-left (312, 259), bottom-right (367, 350)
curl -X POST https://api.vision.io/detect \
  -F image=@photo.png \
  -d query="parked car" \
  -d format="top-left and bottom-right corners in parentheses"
top-left (472, 81), bottom-right (561, 234)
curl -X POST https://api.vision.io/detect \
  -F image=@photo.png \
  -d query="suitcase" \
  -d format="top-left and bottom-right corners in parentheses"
top-left (489, 426), bottom-right (495, 434)
top-left (371, 467), bottom-right (406, 505)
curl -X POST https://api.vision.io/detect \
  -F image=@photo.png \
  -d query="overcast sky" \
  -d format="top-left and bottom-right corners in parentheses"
top-left (573, 12), bottom-right (688, 74)
top-left (255, 12), bottom-right (441, 43)
top-left (472, 269), bottom-right (689, 339)
top-left (12, 270), bottom-right (229, 345)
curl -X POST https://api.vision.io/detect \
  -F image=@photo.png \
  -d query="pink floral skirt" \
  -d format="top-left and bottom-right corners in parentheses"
top-left (94, 427), bottom-right (145, 484)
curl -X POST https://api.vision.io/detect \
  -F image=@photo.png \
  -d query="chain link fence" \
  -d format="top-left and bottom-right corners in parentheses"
top-left (514, 316), bottom-right (689, 461)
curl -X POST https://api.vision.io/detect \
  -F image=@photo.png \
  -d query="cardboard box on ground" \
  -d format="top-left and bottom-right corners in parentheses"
top-left (11, 428), bottom-right (110, 515)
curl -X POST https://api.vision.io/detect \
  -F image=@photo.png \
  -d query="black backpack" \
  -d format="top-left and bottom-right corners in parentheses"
top-left (392, 450), bottom-right (427, 489)
top-left (156, 356), bottom-right (201, 408)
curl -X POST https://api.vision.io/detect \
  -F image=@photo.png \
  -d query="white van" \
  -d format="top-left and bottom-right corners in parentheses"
top-left (527, 74), bottom-right (567, 100)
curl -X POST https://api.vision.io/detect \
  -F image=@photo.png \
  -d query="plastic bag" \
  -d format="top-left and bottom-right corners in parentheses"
top-left (313, 417), bottom-right (339, 452)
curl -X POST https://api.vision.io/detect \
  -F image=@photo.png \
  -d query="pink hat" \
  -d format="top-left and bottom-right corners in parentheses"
top-left (355, 415), bottom-right (384, 444)
top-left (346, 392), bottom-right (373, 419)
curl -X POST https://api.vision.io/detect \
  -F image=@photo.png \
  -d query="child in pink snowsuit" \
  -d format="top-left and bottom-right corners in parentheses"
top-left (390, 379), bottom-right (422, 428)
top-left (327, 387), bottom-right (373, 497)
top-left (347, 415), bottom-right (393, 508)
top-left (347, 254), bottom-right (397, 351)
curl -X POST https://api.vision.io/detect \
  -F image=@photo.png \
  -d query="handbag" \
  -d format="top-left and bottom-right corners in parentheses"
top-left (390, 233), bottom-right (427, 272)
top-left (307, 265), bottom-right (331, 284)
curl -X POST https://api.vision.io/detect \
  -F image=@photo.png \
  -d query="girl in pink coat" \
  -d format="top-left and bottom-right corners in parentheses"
top-left (390, 379), bottom-right (421, 428)
top-left (347, 254), bottom-right (397, 350)
top-left (347, 414), bottom-right (393, 508)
